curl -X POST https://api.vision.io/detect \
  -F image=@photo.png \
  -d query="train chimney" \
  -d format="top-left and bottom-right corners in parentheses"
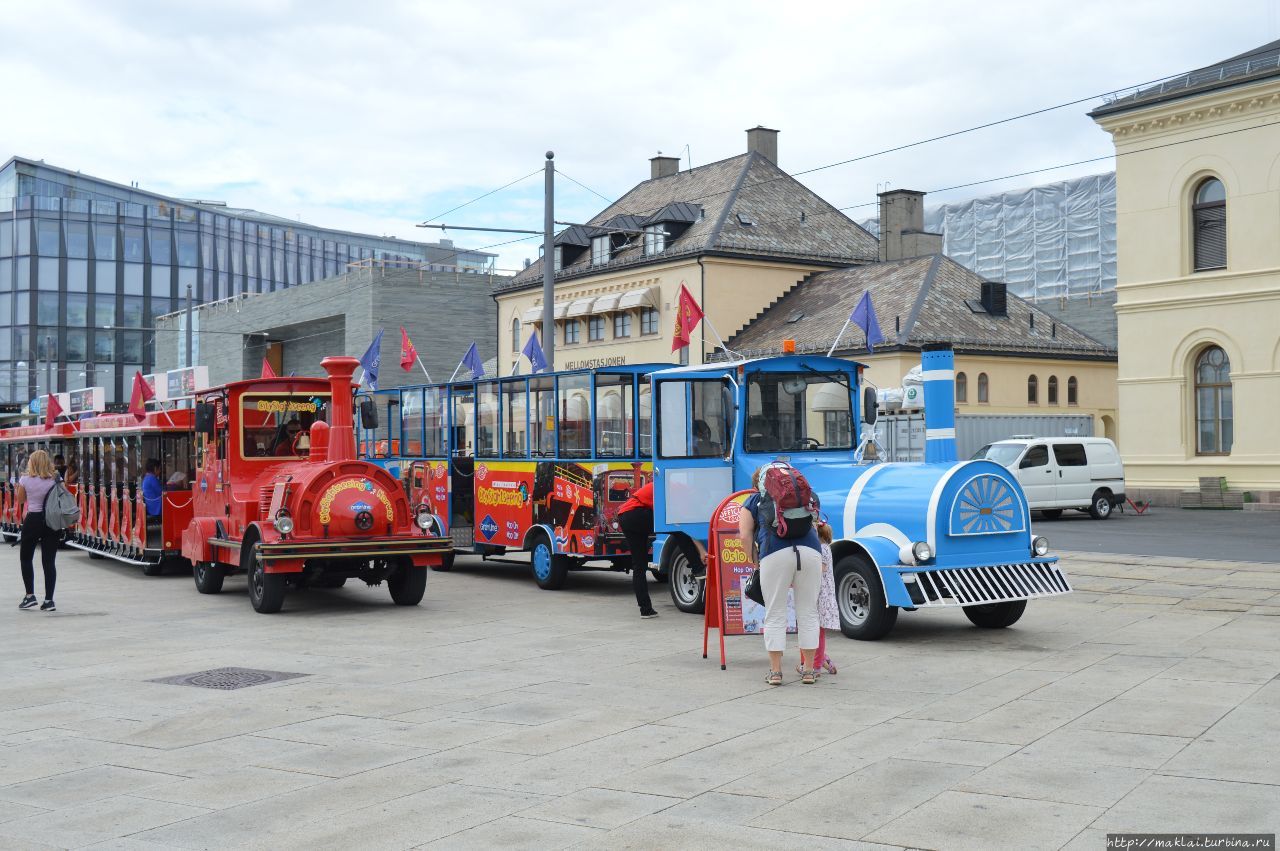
top-left (320, 355), bottom-right (359, 462)
top-left (920, 343), bottom-right (957, 463)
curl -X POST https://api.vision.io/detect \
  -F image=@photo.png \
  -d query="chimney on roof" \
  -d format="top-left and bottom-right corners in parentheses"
top-left (746, 126), bottom-right (779, 162)
top-left (877, 189), bottom-right (943, 262)
top-left (650, 155), bottom-right (679, 179)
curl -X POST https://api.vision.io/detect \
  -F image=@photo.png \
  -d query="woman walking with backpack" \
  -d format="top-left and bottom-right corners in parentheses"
top-left (16, 449), bottom-right (61, 612)
top-left (740, 463), bottom-right (822, 685)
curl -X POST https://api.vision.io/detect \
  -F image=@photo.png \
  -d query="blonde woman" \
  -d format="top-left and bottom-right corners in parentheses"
top-left (16, 449), bottom-right (60, 611)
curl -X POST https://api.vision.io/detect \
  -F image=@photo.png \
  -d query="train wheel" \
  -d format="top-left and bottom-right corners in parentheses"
top-left (963, 600), bottom-right (1027, 629)
top-left (244, 538), bottom-right (285, 614)
top-left (530, 535), bottom-right (567, 590)
top-left (835, 554), bottom-right (897, 641)
top-left (87, 550), bottom-right (106, 560)
top-left (193, 561), bottom-right (224, 594)
top-left (667, 544), bottom-right (704, 614)
top-left (141, 559), bottom-right (165, 577)
top-left (388, 558), bottom-right (427, 606)
top-left (431, 551), bottom-right (455, 572)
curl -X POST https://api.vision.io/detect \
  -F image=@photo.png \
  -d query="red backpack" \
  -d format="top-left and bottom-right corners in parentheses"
top-left (756, 462), bottom-right (820, 539)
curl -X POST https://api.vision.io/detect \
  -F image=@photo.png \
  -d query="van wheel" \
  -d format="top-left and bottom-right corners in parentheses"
top-left (1039, 509), bottom-right (1063, 520)
top-left (387, 558), bottom-right (426, 605)
top-left (835, 555), bottom-right (897, 641)
top-left (244, 535), bottom-right (285, 614)
top-left (431, 551), bottom-right (455, 572)
top-left (531, 534), bottom-right (567, 590)
top-left (1089, 490), bottom-right (1113, 520)
top-left (193, 561), bottom-right (224, 594)
top-left (963, 599), bottom-right (1027, 629)
top-left (667, 544), bottom-right (704, 614)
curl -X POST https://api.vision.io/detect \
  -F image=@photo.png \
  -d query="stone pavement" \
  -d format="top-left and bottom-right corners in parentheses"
top-left (0, 548), bottom-right (1277, 850)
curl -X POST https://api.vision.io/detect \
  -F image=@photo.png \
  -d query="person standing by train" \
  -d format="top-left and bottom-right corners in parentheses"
top-left (15, 450), bottom-right (61, 612)
top-left (739, 464), bottom-right (822, 685)
top-left (617, 479), bottom-right (659, 619)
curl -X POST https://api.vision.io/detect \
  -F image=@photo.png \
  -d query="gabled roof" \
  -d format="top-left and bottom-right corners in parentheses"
top-left (503, 152), bottom-right (878, 291)
top-left (727, 254), bottom-right (1115, 360)
top-left (1091, 40), bottom-right (1280, 118)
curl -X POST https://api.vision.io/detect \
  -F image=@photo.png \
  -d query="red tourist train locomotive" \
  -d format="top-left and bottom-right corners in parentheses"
top-left (181, 356), bottom-right (450, 613)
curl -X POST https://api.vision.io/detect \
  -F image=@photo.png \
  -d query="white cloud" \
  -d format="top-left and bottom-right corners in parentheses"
top-left (2, 0), bottom-right (1274, 270)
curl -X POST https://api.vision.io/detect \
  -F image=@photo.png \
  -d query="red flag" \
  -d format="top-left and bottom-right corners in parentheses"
top-left (261, 358), bottom-right (277, 379)
top-left (44, 393), bottom-right (64, 428)
top-left (671, 283), bottom-right (705, 352)
top-left (128, 371), bottom-right (155, 418)
top-left (399, 327), bottom-right (418, 371)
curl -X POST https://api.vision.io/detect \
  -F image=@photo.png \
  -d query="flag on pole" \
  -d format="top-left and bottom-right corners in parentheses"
top-left (128, 371), bottom-right (155, 417)
top-left (399, 327), bottom-right (418, 371)
top-left (359, 329), bottom-right (385, 390)
top-left (671, 283), bottom-right (705, 352)
top-left (260, 357), bottom-right (277, 379)
top-left (849, 291), bottom-right (885, 354)
top-left (44, 392), bottom-right (63, 428)
top-left (521, 331), bottom-right (548, 374)
top-left (461, 342), bottom-right (485, 379)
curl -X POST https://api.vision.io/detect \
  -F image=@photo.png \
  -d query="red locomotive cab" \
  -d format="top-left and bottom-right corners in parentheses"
top-left (181, 356), bottom-right (450, 614)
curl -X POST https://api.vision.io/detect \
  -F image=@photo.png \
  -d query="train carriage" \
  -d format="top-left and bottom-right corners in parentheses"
top-left (0, 420), bottom-right (80, 543)
top-left (381, 365), bottom-right (662, 588)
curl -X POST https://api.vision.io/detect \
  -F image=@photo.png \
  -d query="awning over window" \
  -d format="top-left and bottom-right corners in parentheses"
top-left (523, 302), bottom-right (570, 323)
top-left (617, 287), bottom-right (659, 310)
top-left (566, 297), bottom-right (596, 317)
top-left (591, 294), bottom-right (621, 314)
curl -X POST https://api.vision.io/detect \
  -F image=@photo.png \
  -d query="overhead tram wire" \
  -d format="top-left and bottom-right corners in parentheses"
top-left (589, 45), bottom-right (1280, 219)
top-left (420, 169), bottom-right (543, 224)
top-left (556, 171), bottom-right (616, 206)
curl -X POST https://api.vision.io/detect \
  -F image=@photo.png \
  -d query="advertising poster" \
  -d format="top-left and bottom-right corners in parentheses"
top-left (712, 491), bottom-right (796, 637)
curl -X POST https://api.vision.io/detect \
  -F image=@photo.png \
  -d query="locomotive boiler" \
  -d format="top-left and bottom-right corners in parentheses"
top-left (180, 356), bottom-right (450, 613)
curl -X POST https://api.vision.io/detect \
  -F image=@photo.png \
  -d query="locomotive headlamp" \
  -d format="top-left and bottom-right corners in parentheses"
top-left (415, 506), bottom-right (435, 532)
top-left (911, 541), bottom-right (933, 563)
top-left (273, 509), bottom-right (294, 536)
top-left (1032, 536), bottom-right (1050, 557)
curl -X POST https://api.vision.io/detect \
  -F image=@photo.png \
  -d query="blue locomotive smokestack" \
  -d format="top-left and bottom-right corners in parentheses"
top-left (921, 343), bottom-right (957, 463)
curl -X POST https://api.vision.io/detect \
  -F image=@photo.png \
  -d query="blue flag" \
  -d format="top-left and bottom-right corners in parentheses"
top-left (461, 341), bottom-right (485, 379)
top-left (521, 331), bottom-right (547, 374)
top-left (359, 328), bottom-right (384, 390)
top-left (850, 291), bottom-right (885, 354)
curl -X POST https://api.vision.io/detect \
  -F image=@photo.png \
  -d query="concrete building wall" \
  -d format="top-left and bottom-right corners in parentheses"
top-left (1094, 79), bottom-right (1280, 498)
top-left (157, 267), bottom-right (501, 390)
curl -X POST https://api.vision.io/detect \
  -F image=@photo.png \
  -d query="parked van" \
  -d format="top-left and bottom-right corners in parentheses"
top-left (972, 437), bottom-right (1126, 519)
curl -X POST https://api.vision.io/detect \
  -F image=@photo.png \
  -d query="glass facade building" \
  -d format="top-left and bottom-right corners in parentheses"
top-left (0, 157), bottom-right (495, 404)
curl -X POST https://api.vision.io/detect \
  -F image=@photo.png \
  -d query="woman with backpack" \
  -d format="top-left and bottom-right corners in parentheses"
top-left (16, 449), bottom-right (61, 612)
top-left (739, 463), bottom-right (823, 685)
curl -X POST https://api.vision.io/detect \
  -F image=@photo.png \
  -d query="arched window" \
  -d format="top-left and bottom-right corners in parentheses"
top-left (1195, 346), bottom-right (1233, 454)
top-left (1047, 376), bottom-right (1059, 405)
top-left (1193, 177), bottom-right (1226, 271)
top-left (1027, 374), bottom-right (1038, 404)
top-left (1067, 376), bottom-right (1078, 406)
top-left (955, 371), bottom-right (968, 403)
top-left (977, 372), bottom-right (989, 403)
top-left (511, 318), bottom-right (521, 353)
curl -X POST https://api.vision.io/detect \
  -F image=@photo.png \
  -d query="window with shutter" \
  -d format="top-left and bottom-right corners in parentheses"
top-left (1192, 178), bottom-right (1226, 271)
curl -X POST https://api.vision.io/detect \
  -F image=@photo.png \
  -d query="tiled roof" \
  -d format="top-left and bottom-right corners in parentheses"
top-left (1091, 40), bottom-right (1280, 118)
top-left (502, 152), bottom-right (877, 292)
top-left (727, 254), bottom-right (1116, 360)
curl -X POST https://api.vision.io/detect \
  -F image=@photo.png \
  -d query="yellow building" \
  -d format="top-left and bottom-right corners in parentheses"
top-left (1091, 41), bottom-right (1280, 504)
top-left (494, 128), bottom-right (878, 374)
top-left (728, 253), bottom-right (1119, 441)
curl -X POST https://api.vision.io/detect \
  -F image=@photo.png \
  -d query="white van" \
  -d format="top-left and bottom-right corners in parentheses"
top-left (972, 437), bottom-right (1126, 519)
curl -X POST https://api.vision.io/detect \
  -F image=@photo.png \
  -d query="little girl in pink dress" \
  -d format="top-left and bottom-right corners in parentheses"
top-left (810, 522), bottom-right (839, 675)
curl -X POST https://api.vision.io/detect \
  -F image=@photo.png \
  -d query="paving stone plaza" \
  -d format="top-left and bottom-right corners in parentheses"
top-left (1, 537), bottom-right (1278, 850)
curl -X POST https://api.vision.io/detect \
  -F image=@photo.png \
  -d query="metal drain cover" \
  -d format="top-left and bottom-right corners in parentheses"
top-left (149, 667), bottom-right (307, 690)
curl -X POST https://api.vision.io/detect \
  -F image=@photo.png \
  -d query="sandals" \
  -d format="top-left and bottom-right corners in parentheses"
top-left (801, 668), bottom-right (817, 685)
top-left (822, 658), bottom-right (838, 675)
top-left (765, 670), bottom-right (783, 687)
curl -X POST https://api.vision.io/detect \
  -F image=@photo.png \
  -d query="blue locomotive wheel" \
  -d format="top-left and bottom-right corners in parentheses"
top-left (531, 535), bottom-right (567, 590)
top-left (835, 554), bottom-right (898, 641)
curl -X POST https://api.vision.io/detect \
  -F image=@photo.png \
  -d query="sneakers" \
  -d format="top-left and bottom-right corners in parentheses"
top-left (39, 600), bottom-right (55, 612)
top-left (640, 609), bottom-right (659, 619)
top-left (18, 595), bottom-right (37, 610)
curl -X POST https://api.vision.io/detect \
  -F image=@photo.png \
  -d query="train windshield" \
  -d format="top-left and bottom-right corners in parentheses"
top-left (746, 371), bottom-right (853, 452)
top-left (241, 393), bottom-right (330, 459)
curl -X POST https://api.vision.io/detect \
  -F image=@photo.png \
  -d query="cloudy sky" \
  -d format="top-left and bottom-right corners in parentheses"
top-left (3, 1), bottom-right (1275, 270)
